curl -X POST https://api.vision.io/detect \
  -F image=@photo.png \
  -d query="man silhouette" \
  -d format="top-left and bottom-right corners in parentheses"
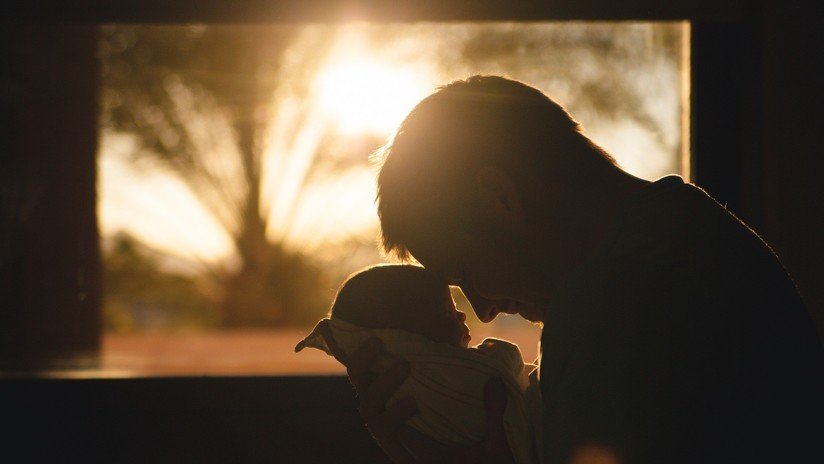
top-left (324, 75), bottom-right (824, 463)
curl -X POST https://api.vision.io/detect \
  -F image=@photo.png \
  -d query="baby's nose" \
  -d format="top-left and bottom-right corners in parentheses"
top-left (457, 311), bottom-right (466, 323)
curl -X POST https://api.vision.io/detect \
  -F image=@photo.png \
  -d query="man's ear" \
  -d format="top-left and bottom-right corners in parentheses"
top-left (474, 166), bottom-right (525, 221)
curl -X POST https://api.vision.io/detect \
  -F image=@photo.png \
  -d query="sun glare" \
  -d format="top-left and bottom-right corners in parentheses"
top-left (315, 60), bottom-right (431, 135)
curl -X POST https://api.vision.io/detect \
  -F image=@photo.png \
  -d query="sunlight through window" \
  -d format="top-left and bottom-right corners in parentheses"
top-left (97, 22), bottom-right (689, 375)
top-left (315, 60), bottom-right (431, 135)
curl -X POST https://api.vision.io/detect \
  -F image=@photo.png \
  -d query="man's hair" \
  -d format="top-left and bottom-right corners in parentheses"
top-left (374, 75), bottom-right (615, 261)
top-left (330, 264), bottom-right (446, 330)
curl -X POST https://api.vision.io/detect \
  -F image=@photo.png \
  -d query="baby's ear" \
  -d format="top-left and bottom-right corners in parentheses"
top-left (474, 166), bottom-right (525, 222)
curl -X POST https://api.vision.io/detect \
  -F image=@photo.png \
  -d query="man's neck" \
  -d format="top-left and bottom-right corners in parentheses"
top-left (530, 166), bottom-right (650, 303)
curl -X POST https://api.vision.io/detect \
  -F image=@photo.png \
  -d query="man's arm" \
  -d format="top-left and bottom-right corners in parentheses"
top-left (541, 316), bottom-right (677, 464)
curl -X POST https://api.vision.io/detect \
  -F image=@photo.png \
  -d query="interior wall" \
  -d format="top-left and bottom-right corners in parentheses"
top-left (758, 2), bottom-right (823, 338)
top-left (0, 25), bottom-right (102, 370)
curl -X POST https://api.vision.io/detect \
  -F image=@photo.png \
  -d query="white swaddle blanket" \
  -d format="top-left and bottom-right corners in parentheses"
top-left (295, 317), bottom-right (541, 464)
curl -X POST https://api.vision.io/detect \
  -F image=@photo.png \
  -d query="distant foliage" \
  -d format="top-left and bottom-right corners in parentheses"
top-left (103, 233), bottom-right (220, 332)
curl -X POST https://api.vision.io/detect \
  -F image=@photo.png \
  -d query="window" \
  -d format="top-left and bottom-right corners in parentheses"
top-left (96, 21), bottom-right (689, 375)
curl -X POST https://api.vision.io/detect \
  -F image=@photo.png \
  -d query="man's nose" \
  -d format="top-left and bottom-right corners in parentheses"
top-left (457, 311), bottom-right (467, 323)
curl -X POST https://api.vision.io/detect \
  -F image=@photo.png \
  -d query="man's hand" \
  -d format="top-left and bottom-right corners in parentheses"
top-left (317, 320), bottom-right (516, 463)
top-left (319, 320), bottom-right (419, 461)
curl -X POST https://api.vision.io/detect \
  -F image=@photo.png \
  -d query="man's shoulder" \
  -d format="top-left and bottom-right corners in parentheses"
top-left (546, 175), bottom-right (807, 340)
top-left (604, 178), bottom-right (793, 283)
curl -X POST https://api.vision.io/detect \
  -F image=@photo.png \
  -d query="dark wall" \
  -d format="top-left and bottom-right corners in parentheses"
top-left (0, 25), bottom-right (102, 370)
top-left (758, 2), bottom-right (823, 336)
top-left (691, 2), bottom-right (822, 337)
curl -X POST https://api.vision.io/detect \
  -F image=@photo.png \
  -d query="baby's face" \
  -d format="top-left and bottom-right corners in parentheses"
top-left (418, 288), bottom-right (471, 348)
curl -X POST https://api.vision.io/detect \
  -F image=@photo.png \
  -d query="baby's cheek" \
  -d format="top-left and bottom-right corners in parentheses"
top-left (435, 323), bottom-right (462, 346)
top-left (409, 320), bottom-right (452, 345)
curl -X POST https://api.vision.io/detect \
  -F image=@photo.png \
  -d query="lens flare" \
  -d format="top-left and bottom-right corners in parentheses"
top-left (315, 59), bottom-right (431, 135)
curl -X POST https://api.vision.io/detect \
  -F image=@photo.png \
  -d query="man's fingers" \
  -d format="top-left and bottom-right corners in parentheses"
top-left (398, 425), bottom-right (467, 464)
top-left (360, 360), bottom-right (411, 419)
top-left (483, 376), bottom-right (508, 422)
top-left (346, 337), bottom-right (383, 393)
top-left (348, 337), bottom-right (383, 371)
top-left (372, 423), bottom-right (420, 464)
top-left (374, 438), bottom-right (417, 464)
top-left (368, 396), bottom-right (418, 442)
top-left (483, 376), bottom-right (516, 464)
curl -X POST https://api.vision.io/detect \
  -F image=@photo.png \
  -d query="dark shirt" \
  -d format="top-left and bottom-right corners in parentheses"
top-left (540, 175), bottom-right (824, 463)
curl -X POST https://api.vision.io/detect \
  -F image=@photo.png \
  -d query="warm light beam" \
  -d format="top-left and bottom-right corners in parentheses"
top-left (315, 60), bottom-right (430, 135)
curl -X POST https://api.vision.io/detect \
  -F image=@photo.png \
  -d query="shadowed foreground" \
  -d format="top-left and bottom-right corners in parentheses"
top-left (1, 376), bottom-right (390, 463)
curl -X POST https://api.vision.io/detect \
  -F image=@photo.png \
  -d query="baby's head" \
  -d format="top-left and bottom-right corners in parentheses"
top-left (331, 264), bottom-right (471, 348)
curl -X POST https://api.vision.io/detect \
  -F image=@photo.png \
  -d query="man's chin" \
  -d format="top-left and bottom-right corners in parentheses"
top-left (479, 299), bottom-right (542, 323)
top-left (506, 301), bottom-right (543, 323)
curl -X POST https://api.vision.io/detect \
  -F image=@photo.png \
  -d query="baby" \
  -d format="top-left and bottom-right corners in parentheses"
top-left (296, 264), bottom-right (541, 464)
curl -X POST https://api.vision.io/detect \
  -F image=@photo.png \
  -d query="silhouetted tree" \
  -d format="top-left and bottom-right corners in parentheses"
top-left (100, 25), bottom-right (341, 326)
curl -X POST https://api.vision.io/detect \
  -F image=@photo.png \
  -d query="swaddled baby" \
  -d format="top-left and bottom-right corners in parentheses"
top-left (295, 264), bottom-right (541, 464)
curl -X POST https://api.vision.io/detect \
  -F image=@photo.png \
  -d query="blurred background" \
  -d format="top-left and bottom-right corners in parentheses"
top-left (96, 22), bottom-right (688, 375)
